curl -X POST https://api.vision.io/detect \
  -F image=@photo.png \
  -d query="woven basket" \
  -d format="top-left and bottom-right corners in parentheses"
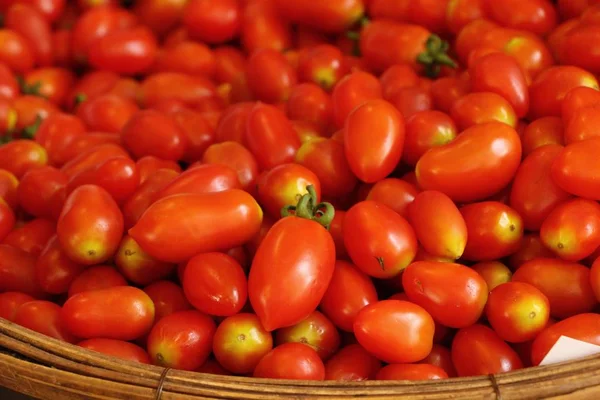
top-left (2, 319), bottom-right (600, 400)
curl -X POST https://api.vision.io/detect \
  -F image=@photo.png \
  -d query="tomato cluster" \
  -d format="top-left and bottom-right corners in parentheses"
top-left (1, 0), bottom-right (600, 384)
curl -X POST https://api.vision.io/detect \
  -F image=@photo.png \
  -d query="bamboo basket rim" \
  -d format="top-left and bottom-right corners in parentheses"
top-left (2, 317), bottom-right (600, 399)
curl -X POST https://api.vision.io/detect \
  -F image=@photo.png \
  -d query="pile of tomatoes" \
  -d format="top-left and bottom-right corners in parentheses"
top-left (2, 0), bottom-right (600, 383)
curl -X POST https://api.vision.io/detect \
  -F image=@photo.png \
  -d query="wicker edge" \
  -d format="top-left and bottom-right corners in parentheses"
top-left (2, 319), bottom-right (600, 400)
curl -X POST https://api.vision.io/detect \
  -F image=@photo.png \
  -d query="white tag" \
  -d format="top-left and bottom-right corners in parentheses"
top-left (539, 336), bottom-right (600, 366)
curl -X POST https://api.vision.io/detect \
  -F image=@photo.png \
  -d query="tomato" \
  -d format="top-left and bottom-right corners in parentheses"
top-left (132, 0), bottom-right (186, 37)
top-left (241, 0), bottom-right (292, 54)
top-left (130, 190), bottom-right (263, 263)
top-left (562, 86), bottom-right (600, 123)
top-left (155, 164), bottom-right (240, 201)
top-left (446, 0), bottom-right (486, 34)
top-left (452, 324), bottom-right (523, 377)
top-left (460, 201), bottom-right (524, 261)
top-left (244, 102), bottom-right (301, 170)
top-left (147, 310), bottom-right (216, 371)
top-left (376, 363), bottom-right (448, 381)
top-left (531, 313), bottom-right (600, 366)
top-left (5, 4), bottom-right (52, 67)
top-left (0, 244), bottom-right (45, 297)
top-left (76, 94), bottom-right (139, 134)
top-left (408, 191), bottom-right (467, 260)
top-left (2, 219), bottom-right (53, 257)
top-left (34, 113), bottom-right (86, 167)
top-left (275, 311), bottom-right (340, 360)
top-left (183, 0), bottom-right (240, 44)
top-left (0, 29), bottom-right (35, 74)
top-left (344, 99), bottom-right (404, 183)
top-left (67, 265), bottom-right (127, 298)
top-left (78, 338), bottom-right (150, 364)
top-left (529, 66), bottom-right (599, 119)
top-left (0, 292), bottom-right (35, 321)
top-left (113, 235), bottom-right (174, 286)
top-left (416, 122), bottom-right (522, 203)
top-left (280, 0), bottom-right (365, 33)
top-left (418, 344), bottom-right (457, 378)
top-left (512, 258), bottom-right (597, 319)
top-left (487, 0), bottom-right (556, 35)
top-left (540, 199), bottom-right (600, 261)
top-left (365, 178), bottom-right (418, 218)
top-left (14, 301), bottom-right (76, 343)
top-left (429, 75), bottom-right (471, 114)
top-left (249, 188), bottom-right (335, 331)
top-left (403, 261), bottom-right (488, 328)
top-left (143, 280), bottom-right (191, 322)
top-left (34, 235), bottom-right (84, 295)
top-left (402, 110), bottom-right (456, 166)
top-left (135, 156), bottom-right (181, 185)
top-left (354, 299), bottom-right (434, 363)
top-left (551, 138), bottom-right (600, 200)
top-left (323, 343), bottom-right (381, 381)
top-left (201, 142), bottom-right (258, 193)
top-left (253, 342), bottom-right (325, 380)
top-left (521, 117), bottom-right (563, 157)
top-left (297, 45), bottom-right (347, 92)
top-left (212, 313), bottom-right (273, 374)
top-left (563, 105), bottom-right (600, 145)
top-left (508, 234), bottom-right (555, 270)
top-left (0, 140), bottom-right (48, 179)
top-left (0, 197), bottom-right (14, 242)
top-left (331, 71), bottom-right (382, 128)
top-left (169, 109), bottom-right (216, 164)
top-left (62, 286), bottom-right (154, 340)
top-left (451, 91), bottom-right (517, 131)
top-left (20, 0), bottom-right (66, 23)
top-left (472, 262), bottom-right (512, 291)
top-left (140, 72), bottom-right (217, 108)
top-left (286, 84), bottom-right (333, 134)
top-left (247, 48), bottom-right (297, 104)
top-left (17, 166), bottom-right (67, 220)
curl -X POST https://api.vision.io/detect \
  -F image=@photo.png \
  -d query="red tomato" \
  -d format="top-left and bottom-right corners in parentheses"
top-left (57, 185), bottom-right (123, 265)
top-left (133, 0), bottom-right (186, 37)
top-left (331, 71), bottom-right (382, 128)
top-left (183, 252), bottom-right (247, 317)
top-left (540, 199), bottom-right (600, 261)
top-left (17, 166), bottom-right (67, 220)
top-left (2, 218), bottom-right (54, 257)
top-left (418, 343), bottom-right (457, 377)
top-left (140, 72), bottom-right (217, 108)
top-left (0, 169), bottom-right (18, 210)
top-left (416, 122), bottom-right (522, 203)
top-left (286, 83), bottom-right (333, 134)
top-left (183, 0), bottom-right (240, 44)
top-left (429, 75), bottom-right (471, 113)
top-left (14, 300), bottom-right (76, 343)
top-left (324, 343), bottom-right (381, 381)
top-left (60, 143), bottom-right (129, 179)
top-left (0, 244), bottom-right (45, 297)
top-left (0, 292), bottom-right (35, 321)
top-left (344, 201), bottom-right (417, 278)
top-left (276, 0), bottom-right (363, 34)
top-left (246, 48), bottom-right (297, 104)
top-left (34, 113), bottom-right (86, 167)
top-left (147, 310), bottom-right (216, 371)
top-left (212, 313), bottom-right (273, 374)
top-left (376, 363), bottom-right (448, 381)
top-left (512, 258), bottom-right (597, 319)
top-left (551, 138), bottom-right (600, 200)
top-left (403, 110), bottom-right (457, 166)
top-left (354, 299), bottom-right (434, 363)
top-left (0, 197), bottom-right (15, 242)
top-left (521, 117), bottom-right (564, 157)
top-left (129, 190), bottom-right (263, 263)
top-left (531, 313), bottom-right (600, 366)
top-left (76, 93), bottom-right (139, 133)
top-left (297, 45), bottom-right (347, 91)
top-left (408, 190), bottom-right (467, 260)
top-left (275, 311), bottom-right (340, 360)
top-left (388, 86), bottom-right (433, 120)
top-left (452, 324), bottom-right (523, 377)
top-left (155, 164), bottom-right (240, 201)
top-left (591, 257), bottom-right (600, 302)
top-left (79, 338), bottom-right (150, 364)
top-left (472, 261), bottom-right (512, 291)
top-left (403, 261), bottom-right (488, 328)
top-left (35, 235), bottom-right (85, 295)
top-left (0, 29), bottom-right (35, 74)
top-left (143, 280), bottom-right (191, 322)
top-left (451, 91), bottom-right (517, 131)
top-left (114, 235), bottom-right (174, 286)
top-left (135, 156), bottom-right (181, 185)
top-left (486, 0), bottom-right (557, 36)
top-left (5, 4), bottom-right (52, 67)
top-left (201, 141), bottom-right (258, 192)
top-left (241, 0), bottom-right (292, 54)
top-left (508, 234), bottom-right (555, 270)
top-left (62, 286), bottom-right (155, 340)
top-left (446, 0), bottom-right (486, 34)
top-left (67, 265), bottom-right (127, 298)
top-left (344, 99), bottom-right (405, 183)
top-left (253, 342), bottom-right (325, 380)
top-left (0, 140), bottom-right (48, 179)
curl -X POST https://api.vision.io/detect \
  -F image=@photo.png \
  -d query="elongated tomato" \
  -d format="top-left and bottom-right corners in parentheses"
top-left (551, 137), bottom-right (600, 200)
top-left (129, 190), bottom-right (263, 263)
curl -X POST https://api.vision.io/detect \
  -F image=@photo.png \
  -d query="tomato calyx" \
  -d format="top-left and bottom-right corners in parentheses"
top-left (21, 115), bottom-right (43, 140)
top-left (417, 35), bottom-right (457, 78)
top-left (281, 185), bottom-right (335, 229)
top-left (74, 93), bottom-right (87, 106)
top-left (17, 77), bottom-right (45, 99)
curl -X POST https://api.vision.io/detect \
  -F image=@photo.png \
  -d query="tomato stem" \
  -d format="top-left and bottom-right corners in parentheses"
top-left (417, 34), bottom-right (457, 78)
top-left (21, 115), bottom-right (43, 139)
top-left (281, 185), bottom-right (335, 229)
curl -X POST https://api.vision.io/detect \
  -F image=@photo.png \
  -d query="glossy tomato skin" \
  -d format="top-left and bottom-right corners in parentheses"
top-left (276, 0), bottom-right (364, 34)
top-left (344, 201), bottom-right (417, 279)
top-left (324, 344), bottom-right (382, 381)
top-left (0, 292), bottom-right (35, 321)
top-left (540, 199), bottom-right (600, 261)
top-left (472, 261), bottom-right (512, 291)
top-left (0, 244), bottom-right (45, 297)
top-left (114, 235), bottom-right (174, 286)
top-left (76, 93), bottom-right (139, 133)
top-left (376, 364), bottom-right (448, 381)
top-left (140, 72), bottom-right (217, 108)
top-left (512, 258), bottom-right (596, 319)
top-left (155, 164), bottom-right (241, 201)
top-left (354, 300), bottom-right (434, 364)
top-left (450, 91), bottom-right (517, 131)
top-left (0, 170), bottom-right (18, 210)
top-left (147, 310), bottom-right (216, 371)
top-left (60, 143), bottom-right (129, 179)
top-left (35, 235), bottom-right (85, 295)
top-left (0, 29), bottom-right (35, 74)
top-left (62, 286), bottom-right (154, 341)
top-left (135, 156), bottom-right (181, 185)
top-left (201, 141), bottom-right (259, 192)
top-left (460, 201), bottom-right (524, 261)
top-left (57, 185), bottom-right (124, 265)
top-left (67, 265), bottom-right (127, 298)
top-left (78, 338), bottom-right (150, 364)
top-left (297, 44), bottom-right (347, 91)
top-left (249, 216), bottom-right (335, 332)
top-left (408, 190), bottom-right (467, 260)
top-left (246, 48), bottom-right (297, 104)
top-left (531, 313), bottom-right (600, 366)
top-left (183, 252), bottom-right (247, 317)
top-left (275, 311), bottom-right (340, 361)
top-left (5, 4), bottom-right (53, 67)
top-left (331, 71), bottom-right (382, 128)
top-left (521, 117), bottom-right (564, 157)
top-left (183, 0), bottom-right (240, 44)
top-left (286, 83), bottom-right (333, 134)
top-left (244, 102), bottom-right (301, 171)
top-left (241, 0), bottom-right (292, 54)
top-left (2, 218), bottom-right (53, 256)
top-left (0, 198), bottom-right (15, 242)
top-left (253, 342), bottom-right (325, 380)
top-left (34, 113), bottom-right (86, 167)
top-left (403, 261), bottom-right (488, 328)
top-left (14, 300), bottom-right (76, 343)
top-left (418, 344), bottom-right (457, 377)
top-left (130, 190), bottom-right (262, 263)
top-left (403, 110), bottom-right (457, 166)
top-left (0, 140), bottom-right (48, 179)
top-left (508, 234), bottom-right (555, 270)
top-left (551, 138), bottom-right (600, 200)
top-left (452, 324), bottom-right (523, 377)
top-left (416, 122), bottom-right (522, 203)
top-left (143, 280), bottom-right (191, 322)
top-left (366, 178), bottom-right (419, 218)
top-left (344, 99), bottom-right (405, 183)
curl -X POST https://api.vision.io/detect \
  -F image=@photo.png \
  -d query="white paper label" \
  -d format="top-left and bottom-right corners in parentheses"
top-left (539, 336), bottom-right (600, 366)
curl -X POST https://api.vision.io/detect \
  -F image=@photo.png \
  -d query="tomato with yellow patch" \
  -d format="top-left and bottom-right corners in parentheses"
top-left (471, 261), bottom-right (512, 291)
top-left (275, 311), bottom-right (340, 360)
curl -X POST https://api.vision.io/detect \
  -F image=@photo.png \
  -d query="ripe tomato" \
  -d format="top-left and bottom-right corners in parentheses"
top-left (114, 235), bottom-right (174, 286)
top-left (130, 190), bottom-right (263, 263)
top-left (508, 234), bottom-right (555, 270)
top-left (241, 0), bottom-right (292, 54)
top-left (276, 0), bottom-right (364, 34)
top-left (147, 310), bottom-right (216, 371)
top-left (2, 218), bottom-right (53, 257)
top-left (403, 110), bottom-right (457, 166)
top-left (403, 261), bottom-right (488, 328)
top-left (275, 311), bottom-right (340, 360)
top-left (376, 364), bottom-right (448, 381)
top-left (0, 244), bottom-right (45, 297)
top-left (416, 122), bottom-right (522, 203)
top-left (253, 342), bottom-right (325, 380)
top-left (57, 185), bottom-right (123, 265)
top-left (14, 300), bottom-right (76, 343)
top-left (344, 201), bottom-right (417, 279)
top-left (408, 190), bottom-right (467, 260)
top-left (286, 83), bottom-right (333, 134)
top-left (247, 48), bottom-right (297, 104)
top-left (531, 313), bottom-right (600, 366)
top-left (0, 169), bottom-right (18, 210)
top-left (297, 45), bottom-right (347, 91)
top-left (5, 3), bottom-right (53, 67)
top-left (67, 265), bottom-right (127, 298)
top-left (0, 197), bottom-right (15, 242)
top-left (183, 252), bottom-right (247, 317)
top-left (521, 117), bottom-right (564, 157)
top-left (472, 261), bottom-right (512, 291)
top-left (365, 178), bottom-right (419, 218)
top-left (143, 280), bottom-right (191, 322)
top-left (201, 141), bottom-right (258, 193)
top-left (0, 292), bottom-right (35, 321)
top-left (35, 235), bottom-right (85, 295)
top-left (512, 258), bottom-right (597, 319)
top-left (331, 71), bottom-right (382, 128)
top-left (155, 164), bottom-right (240, 201)
top-left (418, 343), bottom-right (457, 377)
top-left (450, 91), bottom-right (517, 131)
top-left (324, 343), bottom-right (381, 381)
top-left (354, 299), bottom-right (434, 363)
top-left (551, 138), bottom-right (600, 200)
top-left (183, 0), bottom-right (240, 44)
top-left (135, 156), bottom-right (181, 185)
top-left (140, 72), bottom-right (217, 108)
top-left (0, 140), bottom-right (48, 179)
top-left (486, 0), bottom-right (557, 36)
top-left (78, 338), bottom-right (150, 364)
top-left (0, 29), bottom-right (35, 74)
top-left (76, 93), bottom-right (139, 133)
top-left (452, 324), bottom-right (523, 377)
top-left (62, 286), bottom-right (155, 340)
